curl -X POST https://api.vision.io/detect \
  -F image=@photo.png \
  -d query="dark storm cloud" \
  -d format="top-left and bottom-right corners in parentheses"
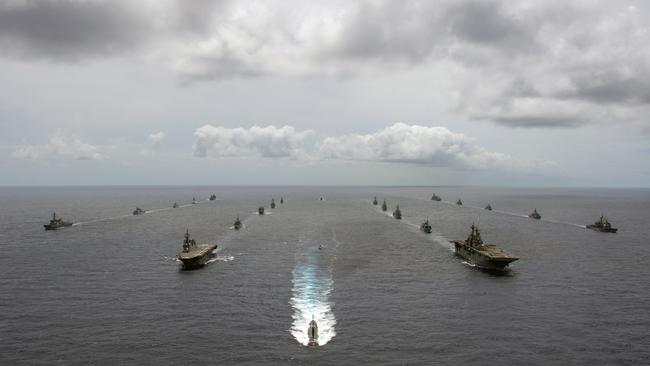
top-left (0, 0), bottom-right (151, 61)
top-left (563, 70), bottom-right (650, 105)
top-left (484, 115), bottom-right (582, 128)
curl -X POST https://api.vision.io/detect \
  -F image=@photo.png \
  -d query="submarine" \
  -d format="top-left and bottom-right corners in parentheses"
top-left (307, 317), bottom-right (319, 347)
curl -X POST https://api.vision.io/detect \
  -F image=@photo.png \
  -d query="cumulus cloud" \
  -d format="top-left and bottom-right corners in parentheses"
top-left (193, 125), bottom-right (313, 159)
top-left (13, 133), bottom-right (103, 160)
top-left (148, 131), bottom-right (165, 150)
top-left (2, 1), bottom-right (649, 129)
top-left (319, 123), bottom-right (554, 172)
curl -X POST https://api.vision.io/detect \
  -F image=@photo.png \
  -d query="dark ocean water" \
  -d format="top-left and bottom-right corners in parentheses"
top-left (1, 186), bottom-right (649, 365)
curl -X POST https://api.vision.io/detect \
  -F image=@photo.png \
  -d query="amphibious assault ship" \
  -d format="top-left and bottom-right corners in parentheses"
top-left (529, 209), bottom-right (541, 220)
top-left (177, 230), bottom-right (217, 270)
top-left (420, 219), bottom-right (432, 233)
top-left (393, 205), bottom-right (402, 220)
top-left (452, 224), bottom-right (518, 271)
top-left (431, 194), bottom-right (441, 201)
top-left (587, 215), bottom-right (618, 233)
top-left (44, 212), bottom-right (73, 230)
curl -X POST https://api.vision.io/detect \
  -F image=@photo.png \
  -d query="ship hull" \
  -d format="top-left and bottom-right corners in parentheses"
top-left (44, 223), bottom-right (72, 230)
top-left (586, 225), bottom-right (618, 233)
top-left (178, 245), bottom-right (217, 270)
top-left (453, 242), bottom-right (517, 271)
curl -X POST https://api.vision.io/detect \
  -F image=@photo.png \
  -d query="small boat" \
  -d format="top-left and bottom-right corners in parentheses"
top-left (173, 202), bottom-right (179, 208)
top-left (209, 194), bottom-right (217, 201)
top-left (233, 216), bottom-right (242, 230)
top-left (529, 209), bottom-right (541, 220)
top-left (587, 215), bottom-right (618, 233)
top-left (372, 196), bottom-right (378, 205)
top-left (192, 197), bottom-right (198, 204)
top-left (43, 212), bottom-right (73, 230)
top-left (133, 207), bottom-right (146, 215)
top-left (456, 199), bottom-right (463, 206)
top-left (270, 198), bottom-right (276, 209)
top-left (258, 206), bottom-right (265, 215)
top-left (280, 197), bottom-right (284, 204)
top-left (393, 205), bottom-right (402, 220)
top-left (307, 317), bottom-right (319, 347)
top-left (177, 230), bottom-right (217, 270)
top-left (485, 204), bottom-right (492, 211)
top-left (420, 219), bottom-right (432, 234)
top-left (381, 200), bottom-right (388, 211)
top-left (431, 194), bottom-right (441, 201)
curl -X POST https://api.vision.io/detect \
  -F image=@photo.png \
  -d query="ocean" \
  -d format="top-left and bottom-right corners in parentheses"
top-left (1, 186), bottom-right (649, 365)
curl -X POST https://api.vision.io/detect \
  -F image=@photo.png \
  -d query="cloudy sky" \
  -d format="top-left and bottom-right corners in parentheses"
top-left (1, 0), bottom-right (649, 186)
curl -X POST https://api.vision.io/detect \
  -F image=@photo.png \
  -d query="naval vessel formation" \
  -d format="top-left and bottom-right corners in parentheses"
top-left (41, 191), bottom-right (621, 345)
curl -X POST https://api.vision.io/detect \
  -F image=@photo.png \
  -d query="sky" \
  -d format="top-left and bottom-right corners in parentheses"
top-left (0, 0), bottom-right (649, 187)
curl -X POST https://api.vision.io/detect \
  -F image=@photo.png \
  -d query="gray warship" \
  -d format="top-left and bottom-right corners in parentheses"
top-left (587, 215), bottom-right (618, 233)
top-left (270, 198), bottom-right (276, 209)
top-left (420, 219), bottom-right (432, 234)
top-left (192, 197), bottom-right (198, 204)
top-left (280, 197), bottom-right (284, 204)
top-left (44, 212), bottom-right (73, 230)
top-left (172, 202), bottom-right (179, 208)
top-left (133, 207), bottom-right (146, 215)
top-left (393, 205), bottom-right (402, 220)
top-left (209, 194), bottom-right (217, 201)
top-left (307, 317), bottom-right (319, 347)
top-left (431, 194), bottom-right (441, 201)
top-left (452, 224), bottom-right (518, 271)
top-left (372, 196), bottom-right (378, 205)
top-left (177, 229), bottom-right (217, 270)
top-left (456, 199), bottom-right (463, 206)
top-left (258, 206), bottom-right (265, 215)
top-left (529, 209), bottom-right (541, 220)
top-left (485, 204), bottom-right (492, 211)
top-left (233, 216), bottom-right (242, 230)
top-left (381, 200), bottom-right (388, 211)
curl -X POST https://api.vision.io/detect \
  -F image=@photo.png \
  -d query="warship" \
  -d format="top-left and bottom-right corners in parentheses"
top-left (258, 206), bottom-right (265, 215)
top-left (133, 207), bottom-right (146, 215)
top-left (372, 196), bottom-right (378, 205)
top-left (172, 202), bottom-right (179, 208)
top-left (420, 219), bottom-right (432, 234)
top-left (456, 199), bottom-right (463, 206)
top-left (452, 224), bottom-right (518, 271)
top-left (431, 194), bottom-right (441, 201)
top-left (587, 215), bottom-right (618, 233)
top-left (270, 198), bottom-right (276, 209)
top-left (280, 197), bottom-right (284, 204)
top-left (307, 317), bottom-right (319, 347)
top-left (233, 216), bottom-right (242, 230)
top-left (529, 209), bottom-right (541, 220)
top-left (192, 197), bottom-right (198, 204)
top-left (393, 205), bottom-right (402, 220)
top-left (177, 229), bottom-right (217, 270)
top-left (43, 212), bottom-right (72, 230)
top-left (209, 194), bottom-right (217, 201)
top-left (381, 200), bottom-right (388, 211)
top-left (485, 204), bottom-right (492, 211)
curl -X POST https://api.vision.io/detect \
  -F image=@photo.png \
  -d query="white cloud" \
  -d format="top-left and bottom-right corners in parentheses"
top-left (193, 124), bottom-right (313, 159)
top-left (148, 131), bottom-right (165, 150)
top-left (13, 133), bottom-right (104, 160)
top-left (319, 123), bottom-right (554, 172)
